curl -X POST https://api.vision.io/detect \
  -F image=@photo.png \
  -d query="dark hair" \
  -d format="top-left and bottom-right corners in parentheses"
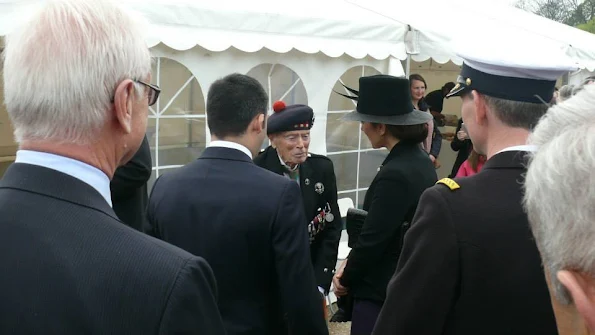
top-left (442, 82), bottom-right (456, 92)
top-left (467, 149), bottom-right (486, 172)
top-left (206, 73), bottom-right (268, 138)
top-left (409, 74), bottom-right (427, 89)
top-left (372, 123), bottom-right (428, 144)
top-left (482, 95), bottom-right (548, 130)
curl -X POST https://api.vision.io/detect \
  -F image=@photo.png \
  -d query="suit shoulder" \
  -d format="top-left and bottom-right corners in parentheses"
top-left (253, 146), bottom-right (272, 165)
top-left (307, 153), bottom-right (334, 168)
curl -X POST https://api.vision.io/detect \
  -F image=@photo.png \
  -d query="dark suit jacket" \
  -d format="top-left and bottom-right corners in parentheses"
top-left (254, 146), bottom-right (341, 293)
top-left (449, 118), bottom-right (472, 177)
top-left (146, 146), bottom-right (328, 335)
top-left (111, 136), bottom-right (152, 231)
top-left (0, 163), bottom-right (225, 335)
top-left (373, 151), bottom-right (558, 335)
top-left (340, 141), bottom-right (437, 303)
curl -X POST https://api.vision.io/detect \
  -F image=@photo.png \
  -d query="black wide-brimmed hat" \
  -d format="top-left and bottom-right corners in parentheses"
top-left (335, 74), bottom-right (432, 125)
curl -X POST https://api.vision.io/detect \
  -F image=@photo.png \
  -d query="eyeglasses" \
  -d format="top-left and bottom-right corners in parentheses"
top-left (135, 80), bottom-right (161, 106)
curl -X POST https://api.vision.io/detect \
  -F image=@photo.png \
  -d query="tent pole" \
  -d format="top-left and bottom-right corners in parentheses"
top-left (406, 54), bottom-right (411, 78)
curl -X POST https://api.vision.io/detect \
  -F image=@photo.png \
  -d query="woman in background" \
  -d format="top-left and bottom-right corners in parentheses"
top-left (456, 149), bottom-right (486, 177)
top-left (410, 74), bottom-right (441, 167)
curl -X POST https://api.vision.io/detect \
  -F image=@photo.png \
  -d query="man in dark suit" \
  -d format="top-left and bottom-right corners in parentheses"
top-left (0, 0), bottom-right (225, 334)
top-left (146, 73), bottom-right (328, 335)
top-left (110, 135), bottom-right (152, 231)
top-left (254, 101), bottom-right (341, 297)
top-left (425, 82), bottom-right (455, 125)
top-left (372, 42), bottom-right (576, 334)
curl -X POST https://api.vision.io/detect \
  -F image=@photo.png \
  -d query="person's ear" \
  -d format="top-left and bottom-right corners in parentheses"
top-left (376, 123), bottom-right (387, 136)
top-left (472, 90), bottom-right (488, 126)
top-left (251, 113), bottom-right (265, 133)
top-left (113, 79), bottom-right (136, 134)
top-left (558, 270), bottom-right (595, 331)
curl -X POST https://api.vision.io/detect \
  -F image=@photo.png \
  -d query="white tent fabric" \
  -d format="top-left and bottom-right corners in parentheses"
top-left (0, 0), bottom-right (408, 60)
top-left (348, 0), bottom-right (595, 70)
top-left (2, 0), bottom-right (595, 69)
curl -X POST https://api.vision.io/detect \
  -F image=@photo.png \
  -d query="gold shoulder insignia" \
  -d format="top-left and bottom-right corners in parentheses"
top-left (436, 178), bottom-right (460, 191)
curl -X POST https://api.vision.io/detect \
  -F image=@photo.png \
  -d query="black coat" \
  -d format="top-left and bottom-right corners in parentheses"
top-left (254, 146), bottom-right (342, 293)
top-left (0, 163), bottom-right (225, 334)
top-left (449, 118), bottom-right (472, 177)
top-left (373, 151), bottom-right (558, 335)
top-left (339, 141), bottom-right (437, 303)
top-left (110, 136), bottom-right (152, 231)
top-left (146, 147), bottom-right (328, 335)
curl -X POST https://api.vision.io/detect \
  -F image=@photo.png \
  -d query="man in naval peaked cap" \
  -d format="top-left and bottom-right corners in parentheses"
top-left (254, 100), bottom-right (341, 298)
top-left (372, 39), bottom-right (576, 335)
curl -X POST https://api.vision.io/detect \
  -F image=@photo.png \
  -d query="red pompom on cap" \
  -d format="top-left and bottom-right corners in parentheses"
top-left (272, 100), bottom-right (286, 113)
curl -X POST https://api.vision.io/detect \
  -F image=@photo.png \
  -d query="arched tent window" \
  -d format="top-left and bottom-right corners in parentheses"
top-left (147, 58), bottom-right (205, 188)
top-left (326, 66), bottom-right (387, 209)
top-left (246, 63), bottom-right (308, 150)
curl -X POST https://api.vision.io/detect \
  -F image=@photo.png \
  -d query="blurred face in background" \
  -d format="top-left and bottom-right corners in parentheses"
top-left (410, 79), bottom-right (426, 102)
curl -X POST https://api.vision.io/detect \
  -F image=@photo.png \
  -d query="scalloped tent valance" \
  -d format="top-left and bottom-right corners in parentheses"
top-left (348, 0), bottom-right (595, 71)
top-left (2, 0), bottom-right (594, 70)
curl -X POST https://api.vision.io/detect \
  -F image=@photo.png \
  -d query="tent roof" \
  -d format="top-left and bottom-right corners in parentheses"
top-left (349, 0), bottom-right (595, 70)
top-left (0, 0), bottom-right (408, 60)
top-left (2, 0), bottom-right (594, 70)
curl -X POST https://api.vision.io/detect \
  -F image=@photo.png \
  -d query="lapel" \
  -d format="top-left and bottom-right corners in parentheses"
top-left (259, 146), bottom-right (318, 217)
top-left (374, 142), bottom-right (420, 177)
top-left (199, 146), bottom-right (254, 164)
top-left (483, 150), bottom-right (529, 171)
top-left (364, 142), bottom-right (422, 209)
top-left (260, 146), bottom-right (286, 176)
top-left (299, 159), bottom-right (317, 217)
top-left (0, 163), bottom-right (119, 221)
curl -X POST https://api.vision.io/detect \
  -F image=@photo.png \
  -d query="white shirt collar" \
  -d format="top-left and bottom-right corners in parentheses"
top-left (208, 140), bottom-right (252, 159)
top-left (495, 145), bottom-right (538, 155)
top-left (15, 150), bottom-right (112, 206)
top-left (277, 152), bottom-right (299, 171)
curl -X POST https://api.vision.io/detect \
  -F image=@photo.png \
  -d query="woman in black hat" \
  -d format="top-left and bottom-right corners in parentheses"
top-left (332, 75), bottom-right (438, 334)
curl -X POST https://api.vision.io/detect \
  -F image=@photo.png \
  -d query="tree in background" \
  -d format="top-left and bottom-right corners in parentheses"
top-left (516, 0), bottom-right (595, 32)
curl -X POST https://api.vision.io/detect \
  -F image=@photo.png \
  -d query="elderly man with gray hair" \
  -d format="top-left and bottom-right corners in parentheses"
top-left (525, 84), bottom-right (595, 335)
top-left (0, 0), bottom-right (224, 333)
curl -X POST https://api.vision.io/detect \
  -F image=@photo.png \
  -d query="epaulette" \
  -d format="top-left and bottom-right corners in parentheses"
top-left (436, 178), bottom-right (460, 191)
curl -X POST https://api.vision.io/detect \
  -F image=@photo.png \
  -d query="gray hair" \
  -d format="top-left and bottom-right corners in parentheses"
top-left (524, 84), bottom-right (595, 305)
top-left (558, 84), bottom-right (574, 102)
top-left (482, 95), bottom-right (549, 130)
top-left (3, 0), bottom-right (151, 144)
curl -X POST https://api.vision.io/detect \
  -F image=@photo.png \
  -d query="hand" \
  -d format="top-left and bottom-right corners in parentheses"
top-left (457, 130), bottom-right (469, 141)
top-left (333, 260), bottom-right (349, 297)
top-left (429, 155), bottom-right (436, 163)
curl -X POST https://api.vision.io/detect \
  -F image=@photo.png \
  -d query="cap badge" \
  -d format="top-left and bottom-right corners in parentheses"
top-left (465, 78), bottom-right (472, 86)
top-left (315, 182), bottom-right (324, 194)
